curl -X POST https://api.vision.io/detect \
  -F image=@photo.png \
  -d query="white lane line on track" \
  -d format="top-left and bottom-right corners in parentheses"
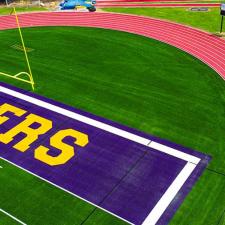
top-left (14, 12), bottom-right (225, 51)
top-left (2, 19), bottom-right (223, 65)
top-left (1, 14), bottom-right (224, 82)
top-left (0, 208), bottom-right (27, 225)
top-left (2, 12), bottom-right (225, 53)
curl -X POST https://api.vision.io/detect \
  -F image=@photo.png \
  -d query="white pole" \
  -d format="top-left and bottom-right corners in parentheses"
top-left (5, 0), bottom-right (8, 7)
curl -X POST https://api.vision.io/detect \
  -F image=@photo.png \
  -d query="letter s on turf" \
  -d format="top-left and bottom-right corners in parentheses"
top-left (34, 129), bottom-right (89, 166)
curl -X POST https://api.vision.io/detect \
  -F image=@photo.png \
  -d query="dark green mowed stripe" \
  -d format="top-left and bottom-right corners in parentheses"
top-left (0, 27), bottom-right (224, 225)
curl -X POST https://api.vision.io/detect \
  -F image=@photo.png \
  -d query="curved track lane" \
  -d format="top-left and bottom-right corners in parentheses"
top-left (0, 12), bottom-right (224, 80)
top-left (96, 3), bottom-right (220, 7)
top-left (98, 0), bottom-right (219, 2)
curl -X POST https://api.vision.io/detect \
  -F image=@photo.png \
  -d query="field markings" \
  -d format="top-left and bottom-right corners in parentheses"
top-left (0, 84), bottom-right (202, 225)
top-left (142, 162), bottom-right (197, 225)
top-left (149, 141), bottom-right (200, 164)
top-left (0, 85), bottom-right (199, 163)
top-left (0, 157), bottom-right (134, 225)
top-left (0, 208), bottom-right (27, 225)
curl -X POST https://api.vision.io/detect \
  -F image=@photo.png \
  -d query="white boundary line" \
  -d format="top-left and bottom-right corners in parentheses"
top-left (149, 141), bottom-right (200, 164)
top-left (0, 85), bottom-right (198, 163)
top-left (0, 157), bottom-right (133, 225)
top-left (0, 85), bottom-right (201, 225)
top-left (0, 208), bottom-right (27, 225)
top-left (142, 162), bottom-right (197, 225)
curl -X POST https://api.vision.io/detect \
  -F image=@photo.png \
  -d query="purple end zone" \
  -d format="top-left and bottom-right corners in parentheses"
top-left (0, 82), bottom-right (211, 225)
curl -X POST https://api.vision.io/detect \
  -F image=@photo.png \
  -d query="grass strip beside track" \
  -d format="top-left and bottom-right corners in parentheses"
top-left (0, 6), bottom-right (47, 15)
top-left (103, 7), bottom-right (222, 33)
top-left (0, 27), bottom-right (225, 225)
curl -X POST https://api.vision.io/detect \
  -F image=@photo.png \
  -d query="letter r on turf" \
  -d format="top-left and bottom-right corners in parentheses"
top-left (0, 113), bottom-right (52, 152)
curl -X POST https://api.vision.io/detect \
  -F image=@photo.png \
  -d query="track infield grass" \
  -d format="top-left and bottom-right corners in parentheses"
top-left (0, 27), bottom-right (225, 225)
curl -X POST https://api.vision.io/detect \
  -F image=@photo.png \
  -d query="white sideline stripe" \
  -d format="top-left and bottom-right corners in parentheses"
top-left (142, 162), bottom-right (197, 225)
top-left (0, 86), bottom-right (150, 146)
top-left (0, 85), bottom-right (199, 163)
top-left (149, 142), bottom-right (200, 164)
top-left (0, 85), bottom-right (202, 225)
top-left (0, 208), bottom-right (27, 225)
top-left (0, 157), bottom-right (133, 225)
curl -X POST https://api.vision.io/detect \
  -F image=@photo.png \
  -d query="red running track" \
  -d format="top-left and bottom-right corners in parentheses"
top-left (97, 0), bottom-right (215, 2)
top-left (0, 12), bottom-right (224, 80)
top-left (96, 3), bottom-right (220, 7)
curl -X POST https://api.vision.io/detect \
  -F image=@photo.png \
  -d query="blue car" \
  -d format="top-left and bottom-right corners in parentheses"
top-left (60, 0), bottom-right (96, 12)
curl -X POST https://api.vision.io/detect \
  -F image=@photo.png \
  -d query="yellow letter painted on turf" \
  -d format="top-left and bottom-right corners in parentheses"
top-left (34, 129), bottom-right (89, 166)
top-left (0, 103), bottom-right (26, 125)
top-left (0, 113), bottom-right (52, 152)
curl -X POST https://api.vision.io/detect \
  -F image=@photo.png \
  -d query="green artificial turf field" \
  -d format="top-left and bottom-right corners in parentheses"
top-left (0, 159), bottom-right (126, 225)
top-left (0, 26), bottom-right (225, 225)
top-left (103, 7), bottom-right (222, 33)
top-left (0, 209), bottom-right (20, 225)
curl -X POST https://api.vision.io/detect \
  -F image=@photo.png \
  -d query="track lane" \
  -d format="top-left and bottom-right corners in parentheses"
top-left (96, 3), bottom-right (220, 7)
top-left (0, 12), bottom-right (224, 80)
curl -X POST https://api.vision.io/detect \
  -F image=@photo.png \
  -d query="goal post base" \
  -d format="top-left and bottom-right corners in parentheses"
top-left (0, 72), bottom-right (35, 91)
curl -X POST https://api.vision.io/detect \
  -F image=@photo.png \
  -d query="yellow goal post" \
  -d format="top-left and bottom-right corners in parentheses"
top-left (0, 7), bottom-right (35, 91)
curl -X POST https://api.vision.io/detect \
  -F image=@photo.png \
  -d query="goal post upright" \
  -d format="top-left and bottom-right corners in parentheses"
top-left (13, 7), bottom-right (35, 91)
top-left (0, 7), bottom-right (35, 91)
